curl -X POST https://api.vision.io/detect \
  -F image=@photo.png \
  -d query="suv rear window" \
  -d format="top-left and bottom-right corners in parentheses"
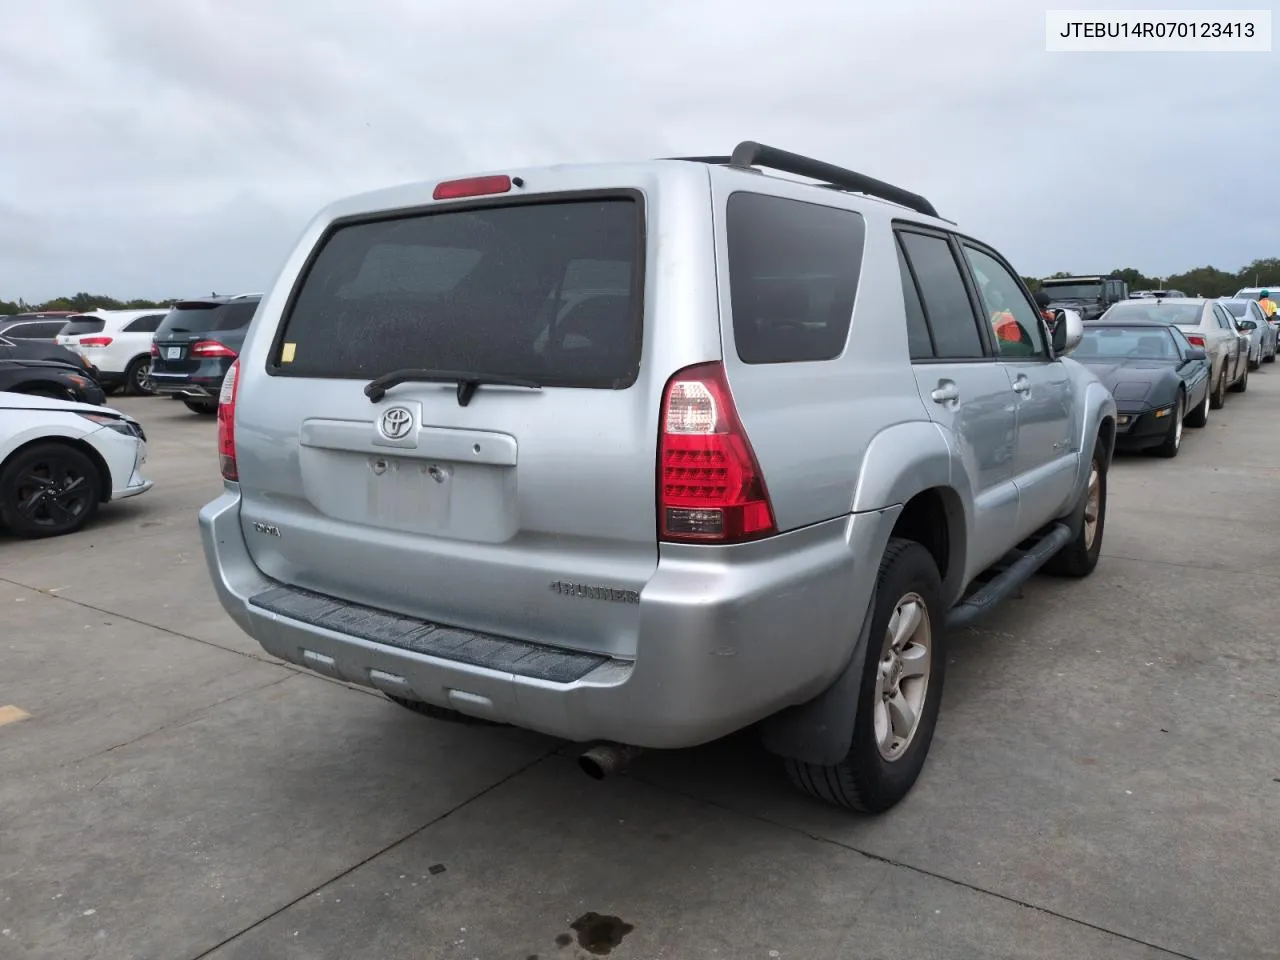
top-left (272, 197), bottom-right (643, 388)
top-left (157, 301), bottom-right (259, 337)
top-left (61, 317), bottom-right (106, 336)
top-left (726, 193), bottom-right (865, 364)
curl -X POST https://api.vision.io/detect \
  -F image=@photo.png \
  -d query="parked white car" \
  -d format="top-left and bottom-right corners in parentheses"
top-left (0, 392), bottom-right (154, 538)
top-left (56, 309), bottom-right (169, 395)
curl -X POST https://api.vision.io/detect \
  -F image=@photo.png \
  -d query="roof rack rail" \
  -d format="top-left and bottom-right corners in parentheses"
top-left (721, 141), bottom-right (939, 219)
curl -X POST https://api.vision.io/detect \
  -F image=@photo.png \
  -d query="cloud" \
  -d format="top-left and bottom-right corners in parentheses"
top-left (0, 0), bottom-right (1276, 300)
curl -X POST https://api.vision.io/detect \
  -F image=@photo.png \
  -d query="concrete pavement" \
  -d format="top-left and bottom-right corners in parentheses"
top-left (1, 381), bottom-right (1277, 960)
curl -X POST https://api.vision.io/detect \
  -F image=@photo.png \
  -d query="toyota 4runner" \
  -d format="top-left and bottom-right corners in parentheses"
top-left (199, 142), bottom-right (1116, 813)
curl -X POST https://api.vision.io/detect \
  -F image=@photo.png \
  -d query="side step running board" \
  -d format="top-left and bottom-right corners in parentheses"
top-left (945, 523), bottom-right (1073, 630)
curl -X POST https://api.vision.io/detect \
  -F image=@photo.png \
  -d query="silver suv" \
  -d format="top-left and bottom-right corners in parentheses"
top-left (200, 142), bottom-right (1117, 813)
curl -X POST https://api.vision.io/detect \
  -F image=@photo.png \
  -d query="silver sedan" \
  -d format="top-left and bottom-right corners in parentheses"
top-left (1221, 298), bottom-right (1277, 368)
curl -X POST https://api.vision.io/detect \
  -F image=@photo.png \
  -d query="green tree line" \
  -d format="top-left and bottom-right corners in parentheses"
top-left (0, 291), bottom-right (197, 315)
top-left (1021, 258), bottom-right (1280, 297)
top-left (5, 257), bottom-right (1279, 316)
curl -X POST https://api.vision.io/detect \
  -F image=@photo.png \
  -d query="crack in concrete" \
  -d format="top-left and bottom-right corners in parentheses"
top-left (635, 774), bottom-right (1206, 960)
top-left (0, 577), bottom-right (386, 702)
top-left (77, 674), bottom-right (295, 767)
top-left (184, 746), bottom-right (561, 960)
top-left (1100, 552), bottom-right (1271, 577)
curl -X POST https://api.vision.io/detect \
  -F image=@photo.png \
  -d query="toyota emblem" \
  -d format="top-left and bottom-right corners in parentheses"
top-left (378, 406), bottom-right (414, 440)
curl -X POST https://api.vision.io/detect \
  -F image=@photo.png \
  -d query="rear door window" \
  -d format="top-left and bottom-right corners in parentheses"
top-left (60, 317), bottom-right (106, 336)
top-left (273, 197), bottom-right (644, 388)
top-left (726, 192), bottom-right (865, 364)
top-left (896, 230), bottom-right (986, 359)
top-left (124, 314), bottom-right (165, 333)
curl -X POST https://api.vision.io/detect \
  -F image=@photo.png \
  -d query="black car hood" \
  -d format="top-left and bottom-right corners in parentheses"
top-left (1077, 357), bottom-right (1180, 403)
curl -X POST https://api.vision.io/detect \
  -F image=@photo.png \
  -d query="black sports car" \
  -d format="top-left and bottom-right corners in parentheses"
top-left (1073, 319), bottom-right (1211, 458)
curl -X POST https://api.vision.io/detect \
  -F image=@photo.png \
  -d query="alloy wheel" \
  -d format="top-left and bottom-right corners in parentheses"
top-left (873, 593), bottom-right (932, 762)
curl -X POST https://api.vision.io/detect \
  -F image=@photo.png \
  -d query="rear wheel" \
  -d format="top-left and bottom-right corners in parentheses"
top-left (1231, 363), bottom-right (1248, 393)
top-left (1043, 440), bottom-right (1107, 578)
top-left (1185, 383), bottom-right (1210, 428)
top-left (1210, 365), bottom-right (1227, 409)
top-left (0, 442), bottom-right (103, 539)
top-left (183, 399), bottom-right (218, 415)
top-left (1152, 391), bottom-right (1183, 458)
top-left (784, 539), bottom-right (946, 814)
top-left (125, 356), bottom-right (154, 395)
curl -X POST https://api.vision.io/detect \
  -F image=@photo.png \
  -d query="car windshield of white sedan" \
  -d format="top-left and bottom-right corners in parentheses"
top-left (1104, 301), bottom-right (1202, 324)
top-left (1076, 326), bottom-right (1179, 359)
top-left (1221, 301), bottom-right (1250, 318)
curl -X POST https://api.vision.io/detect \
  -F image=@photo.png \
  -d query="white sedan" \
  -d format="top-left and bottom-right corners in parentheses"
top-left (0, 392), bottom-right (154, 539)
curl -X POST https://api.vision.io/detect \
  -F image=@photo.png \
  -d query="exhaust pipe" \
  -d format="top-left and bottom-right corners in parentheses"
top-left (578, 742), bottom-right (644, 780)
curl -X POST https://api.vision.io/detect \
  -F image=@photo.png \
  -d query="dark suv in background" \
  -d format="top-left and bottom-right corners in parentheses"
top-left (149, 294), bottom-right (261, 413)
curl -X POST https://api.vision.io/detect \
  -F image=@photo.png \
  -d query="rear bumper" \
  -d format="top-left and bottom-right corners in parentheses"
top-left (149, 362), bottom-right (231, 399)
top-left (199, 487), bottom-right (898, 749)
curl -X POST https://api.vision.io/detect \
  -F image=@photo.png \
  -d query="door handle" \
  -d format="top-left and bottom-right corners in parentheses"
top-left (1012, 375), bottom-right (1031, 395)
top-left (930, 381), bottom-right (959, 404)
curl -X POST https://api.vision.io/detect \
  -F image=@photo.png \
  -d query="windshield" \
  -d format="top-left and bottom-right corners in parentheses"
top-left (274, 198), bottom-right (643, 387)
top-left (1102, 301), bottom-right (1203, 325)
top-left (1222, 301), bottom-right (1249, 317)
top-left (1040, 282), bottom-right (1104, 300)
top-left (1076, 325), bottom-right (1179, 360)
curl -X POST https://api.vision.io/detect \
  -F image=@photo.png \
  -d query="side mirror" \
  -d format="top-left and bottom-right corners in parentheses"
top-left (1184, 347), bottom-right (1207, 361)
top-left (1238, 319), bottom-right (1257, 331)
top-left (1052, 308), bottom-right (1084, 356)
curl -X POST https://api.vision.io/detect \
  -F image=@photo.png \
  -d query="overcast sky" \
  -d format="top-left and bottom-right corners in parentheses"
top-left (1, 0), bottom-right (1276, 302)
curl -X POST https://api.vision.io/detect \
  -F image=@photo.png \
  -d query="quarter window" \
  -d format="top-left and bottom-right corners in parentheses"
top-left (896, 231), bottom-right (985, 360)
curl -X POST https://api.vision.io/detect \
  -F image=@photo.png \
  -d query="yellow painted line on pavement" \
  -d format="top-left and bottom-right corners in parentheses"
top-left (0, 705), bottom-right (31, 726)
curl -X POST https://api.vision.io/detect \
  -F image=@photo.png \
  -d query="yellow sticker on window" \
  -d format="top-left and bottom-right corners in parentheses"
top-left (281, 342), bottom-right (296, 363)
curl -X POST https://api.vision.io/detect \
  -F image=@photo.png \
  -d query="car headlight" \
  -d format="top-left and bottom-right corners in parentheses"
top-left (1112, 381), bottom-right (1151, 401)
top-left (77, 412), bottom-right (140, 437)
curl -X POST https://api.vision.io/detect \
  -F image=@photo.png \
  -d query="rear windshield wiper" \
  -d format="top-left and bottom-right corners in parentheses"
top-left (364, 368), bottom-right (542, 406)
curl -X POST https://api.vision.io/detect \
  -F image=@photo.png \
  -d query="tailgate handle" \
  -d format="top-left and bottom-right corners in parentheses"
top-left (300, 420), bottom-right (517, 465)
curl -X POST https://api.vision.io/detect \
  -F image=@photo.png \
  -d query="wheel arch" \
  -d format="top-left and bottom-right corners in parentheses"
top-left (761, 423), bottom-right (969, 768)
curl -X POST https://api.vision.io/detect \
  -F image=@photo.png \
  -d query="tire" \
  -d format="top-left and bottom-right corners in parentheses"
top-left (125, 356), bottom-right (154, 395)
top-left (1185, 383), bottom-right (1210, 428)
top-left (1152, 391), bottom-right (1183, 459)
top-left (1042, 440), bottom-right (1107, 578)
top-left (1210, 364), bottom-right (1227, 409)
top-left (386, 694), bottom-right (504, 727)
top-left (1231, 363), bottom-right (1248, 393)
top-left (0, 441), bottom-right (103, 539)
top-left (183, 399), bottom-right (218, 415)
top-left (784, 539), bottom-right (946, 814)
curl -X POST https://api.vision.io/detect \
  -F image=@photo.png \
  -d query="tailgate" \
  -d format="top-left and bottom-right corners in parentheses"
top-left (233, 191), bottom-right (661, 660)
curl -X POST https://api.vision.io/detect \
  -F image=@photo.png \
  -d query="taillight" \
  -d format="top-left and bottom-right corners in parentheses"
top-left (1185, 334), bottom-right (1206, 348)
top-left (192, 340), bottom-right (237, 358)
top-left (658, 362), bottom-right (777, 543)
top-left (432, 174), bottom-right (512, 200)
top-left (150, 342), bottom-right (159, 357)
top-left (217, 360), bottom-right (239, 481)
top-left (78, 336), bottom-right (113, 347)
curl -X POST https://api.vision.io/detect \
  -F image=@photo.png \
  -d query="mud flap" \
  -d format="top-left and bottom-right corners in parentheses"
top-left (757, 586), bottom-right (877, 767)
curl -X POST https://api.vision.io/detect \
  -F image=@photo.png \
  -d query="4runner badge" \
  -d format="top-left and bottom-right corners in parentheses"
top-left (549, 580), bottom-right (640, 604)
